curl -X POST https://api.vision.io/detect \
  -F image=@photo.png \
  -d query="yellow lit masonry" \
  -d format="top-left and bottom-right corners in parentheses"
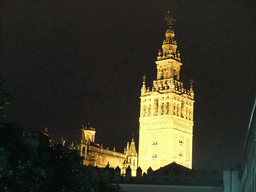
top-left (138, 13), bottom-right (194, 174)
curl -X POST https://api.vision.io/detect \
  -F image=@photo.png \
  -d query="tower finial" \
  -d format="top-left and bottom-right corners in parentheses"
top-left (190, 78), bottom-right (194, 88)
top-left (164, 11), bottom-right (176, 27)
top-left (141, 75), bottom-right (147, 95)
top-left (190, 78), bottom-right (194, 99)
top-left (142, 74), bottom-right (146, 84)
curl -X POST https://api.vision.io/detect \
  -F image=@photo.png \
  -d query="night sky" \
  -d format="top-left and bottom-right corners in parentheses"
top-left (1, 0), bottom-right (256, 170)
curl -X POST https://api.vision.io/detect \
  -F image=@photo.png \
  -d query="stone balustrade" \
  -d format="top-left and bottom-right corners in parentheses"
top-left (141, 79), bottom-right (192, 98)
top-left (89, 145), bottom-right (126, 158)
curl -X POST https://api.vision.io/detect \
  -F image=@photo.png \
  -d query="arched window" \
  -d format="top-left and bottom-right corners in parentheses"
top-left (165, 102), bottom-right (169, 114)
top-left (173, 69), bottom-right (177, 79)
top-left (147, 105), bottom-right (151, 116)
top-left (181, 101), bottom-right (184, 117)
top-left (173, 103), bottom-right (176, 115)
top-left (142, 105), bottom-right (146, 117)
top-left (189, 109), bottom-right (193, 120)
top-left (154, 99), bottom-right (158, 116)
top-left (160, 103), bottom-right (164, 115)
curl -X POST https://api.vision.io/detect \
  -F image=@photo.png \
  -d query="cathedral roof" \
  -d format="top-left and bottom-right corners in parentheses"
top-left (153, 162), bottom-right (192, 175)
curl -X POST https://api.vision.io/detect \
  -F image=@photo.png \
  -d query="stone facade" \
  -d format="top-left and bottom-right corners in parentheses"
top-left (138, 13), bottom-right (194, 174)
top-left (69, 124), bottom-right (138, 176)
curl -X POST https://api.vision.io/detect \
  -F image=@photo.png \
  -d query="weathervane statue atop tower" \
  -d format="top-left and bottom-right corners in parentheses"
top-left (164, 11), bottom-right (176, 27)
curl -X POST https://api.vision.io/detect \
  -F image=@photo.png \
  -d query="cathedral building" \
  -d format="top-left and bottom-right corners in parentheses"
top-left (69, 124), bottom-right (138, 177)
top-left (138, 12), bottom-right (194, 174)
top-left (53, 12), bottom-right (194, 178)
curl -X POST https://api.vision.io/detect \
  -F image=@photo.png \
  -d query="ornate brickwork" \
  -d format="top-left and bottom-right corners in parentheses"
top-left (138, 13), bottom-right (194, 174)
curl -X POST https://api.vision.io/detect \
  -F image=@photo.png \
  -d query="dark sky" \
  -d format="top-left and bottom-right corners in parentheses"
top-left (1, 0), bottom-right (256, 170)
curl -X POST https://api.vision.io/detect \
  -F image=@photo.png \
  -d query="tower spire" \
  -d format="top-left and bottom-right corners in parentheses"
top-left (156, 12), bottom-right (181, 80)
top-left (190, 79), bottom-right (194, 99)
top-left (141, 74), bottom-right (146, 95)
top-left (138, 11), bottom-right (194, 173)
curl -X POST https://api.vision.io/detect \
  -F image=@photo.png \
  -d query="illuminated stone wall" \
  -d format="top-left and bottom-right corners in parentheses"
top-left (71, 125), bottom-right (138, 177)
top-left (138, 15), bottom-right (194, 174)
top-left (82, 142), bottom-right (137, 176)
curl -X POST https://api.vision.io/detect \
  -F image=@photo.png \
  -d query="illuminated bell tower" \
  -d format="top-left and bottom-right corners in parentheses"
top-left (138, 12), bottom-right (194, 174)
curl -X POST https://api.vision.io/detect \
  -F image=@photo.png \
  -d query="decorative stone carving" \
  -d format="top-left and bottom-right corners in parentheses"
top-left (186, 108), bottom-right (189, 119)
top-left (138, 14), bottom-right (194, 172)
top-left (142, 105), bottom-right (146, 117)
top-left (181, 101), bottom-right (184, 118)
top-left (157, 68), bottom-right (163, 80)
top-left (154, 99), bottom-right (158, 116)
top-left (147, 105), bottom-right (151, 116)
top-left (165, 102), bottom-right (169, 114)
top-left (160, 103), bottom-right (164, 115)
top-left (163, 68), bottom-right (167, 79)
top-left (189, 109), bottom-right (192, 120)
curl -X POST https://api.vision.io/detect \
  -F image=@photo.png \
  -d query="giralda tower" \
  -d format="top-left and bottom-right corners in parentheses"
top-left (138, 12), bottom-right (194, 173)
